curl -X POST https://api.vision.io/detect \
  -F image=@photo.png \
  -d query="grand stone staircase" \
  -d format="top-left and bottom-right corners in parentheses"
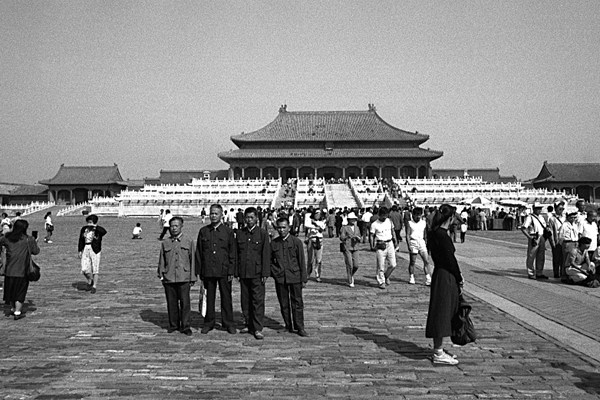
top-left (324, 184), bottom-right (359, 209)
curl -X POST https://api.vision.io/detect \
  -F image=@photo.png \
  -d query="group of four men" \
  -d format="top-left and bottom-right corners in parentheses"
top-left (157, 204), bottom-right (308, 339)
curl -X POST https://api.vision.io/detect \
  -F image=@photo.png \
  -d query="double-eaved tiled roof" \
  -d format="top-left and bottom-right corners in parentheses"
top-left (533, 162), bottom-right (600, 183)
top-left (231, 108), bottom-right (429, 144)
top-left (39, 164), bottom-right (125, 185)
top-left (219, 148), bottom-right (443, 161)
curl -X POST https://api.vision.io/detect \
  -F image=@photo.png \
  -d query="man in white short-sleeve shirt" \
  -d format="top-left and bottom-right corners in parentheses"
top-left (370, 207), bottom-right (397, 289)
top-left (520, 203), bottom-right (548, 280)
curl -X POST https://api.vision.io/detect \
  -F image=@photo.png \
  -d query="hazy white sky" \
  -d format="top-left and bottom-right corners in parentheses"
top-left (1, 1), bottom-right (598, 184)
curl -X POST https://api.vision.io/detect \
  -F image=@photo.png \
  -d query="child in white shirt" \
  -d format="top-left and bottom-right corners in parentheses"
top-left (132, 223), bottom-right (143, 239)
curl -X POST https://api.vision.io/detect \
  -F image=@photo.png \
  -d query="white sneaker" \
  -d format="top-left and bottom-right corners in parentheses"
top-left (409, 275), bottom-right (415, 284)
top-left (432, 351), bottom-right (459, 365)
top-left (349, 283), bottom-right (354, 288)
top-left (425, 274), bottom-right (432, 286)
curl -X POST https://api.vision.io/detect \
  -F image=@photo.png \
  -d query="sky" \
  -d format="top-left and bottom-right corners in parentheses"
top-left (1, 0), bottom-right (599, 184)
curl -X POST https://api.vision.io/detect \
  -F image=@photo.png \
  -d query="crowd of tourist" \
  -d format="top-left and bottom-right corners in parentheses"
top-left (4, 195), bottom-right (599, 367)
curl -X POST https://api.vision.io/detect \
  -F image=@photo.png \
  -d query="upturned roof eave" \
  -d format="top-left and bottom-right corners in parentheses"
top-left (218, 150), bottom-right (444, 161)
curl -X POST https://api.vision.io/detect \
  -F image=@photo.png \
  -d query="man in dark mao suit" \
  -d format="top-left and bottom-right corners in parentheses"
top-left (271, 217), bottom-right (308, 337)
top-left (236, 207), bottom-right (271, 340)
top-left (195, 204), bottom-right (237, 334)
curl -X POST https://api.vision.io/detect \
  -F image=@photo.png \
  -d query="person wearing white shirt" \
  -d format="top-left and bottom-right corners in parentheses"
top-left (547, 202), bottom-right (566, 278)
top-left (370, 207), bottom-right (397, 289)
top-left (520, 203), bottom-right (548, 280)
top-left (158, 210), bottom-right (172, 240)
top-left (575, 200), bottom-right (587, 233)
top-left (406, 208), bottom-right (432, 285)
top-left (361, 208), bottom-right (373, 244)
top-left (305, 209), bottom-right (326, 282)
top-left (581, 210), bottom-right (599, 260)
top-left (558, 212), bottom-right (580, 282)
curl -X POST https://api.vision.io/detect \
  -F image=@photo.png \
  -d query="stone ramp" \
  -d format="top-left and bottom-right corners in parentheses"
top-left (325, 183), bottom-right (358, 209)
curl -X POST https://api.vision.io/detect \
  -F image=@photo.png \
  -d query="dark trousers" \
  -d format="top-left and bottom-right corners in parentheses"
top-left (203, 277), bottom-right (234, 329)
top-left (274, 282), bottom-right (304, 331)
top-left (159, 227), bottom-right (169, 240)
top-left (460, 231), bottom-right (466, 243)
top-left (240, 277), bottom-right (266, 333)
top-left (552, 244), bottom-right (564, 278)
top-left (163, 281), bottom-right (191, 332)
top-left (394, 229), bottom-right (402, 242)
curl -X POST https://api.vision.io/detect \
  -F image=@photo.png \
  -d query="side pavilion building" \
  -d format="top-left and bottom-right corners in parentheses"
top-left (40, 164), bottom-right (127, 204)
top-left (531, 162), bottom-right (600, 203)
top-left (218, 105), bottom-right (443, 180)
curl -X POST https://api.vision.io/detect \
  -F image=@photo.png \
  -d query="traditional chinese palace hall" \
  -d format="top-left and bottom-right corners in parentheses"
top-left (218, 105), bottom-right (443, 181)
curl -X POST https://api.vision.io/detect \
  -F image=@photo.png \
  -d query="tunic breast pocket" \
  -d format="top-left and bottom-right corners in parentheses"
top-left (201, 237), bottom-right (210, 249)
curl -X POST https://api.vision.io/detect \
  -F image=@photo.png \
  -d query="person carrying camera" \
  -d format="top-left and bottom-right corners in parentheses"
top-left (520, 203), bottom-right (550, 280)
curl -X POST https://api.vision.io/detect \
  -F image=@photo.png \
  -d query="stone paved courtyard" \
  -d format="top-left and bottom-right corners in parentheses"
top-left (2, 216), bottom-right (600, 399)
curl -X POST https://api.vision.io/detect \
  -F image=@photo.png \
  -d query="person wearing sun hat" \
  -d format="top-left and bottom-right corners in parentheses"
top-left (340, 212), bottom-right (361, 287)
top-left (520, 202), bottom-right (549, 280)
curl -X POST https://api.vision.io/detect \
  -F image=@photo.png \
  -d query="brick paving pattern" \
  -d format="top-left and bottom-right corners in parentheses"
top-left (1, 217), bottom-right (600, 399)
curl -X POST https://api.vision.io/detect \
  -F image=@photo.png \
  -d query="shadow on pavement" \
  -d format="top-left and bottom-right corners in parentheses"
top-left (551, 361), bottom-right (600, 395)
top-left (342, 327), bottom-right (429, 360)
top-left (139, 308), bottom-right (168, 329)
top-left (471, 268), bottom-right (567, 284)
top-left (71, 281), bottom-right (90, 291)
top-left (2, 300), bottom-right (37, 316)
top-left (317, 277), bottom-right (378, 288)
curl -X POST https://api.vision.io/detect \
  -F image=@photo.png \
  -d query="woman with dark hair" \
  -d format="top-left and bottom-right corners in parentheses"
top-left (0, 219), bottom-right (40, 320)
top-left (425, 204), bottom-right (464, 365)
top-left (44, 211), bottom-right (54, 243)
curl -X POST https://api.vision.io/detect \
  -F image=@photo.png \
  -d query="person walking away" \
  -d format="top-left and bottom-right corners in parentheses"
top-left (389, 205), bottom-right (404, 245)
top-left (460, 217), bottom-right (468, 243)
top-left (340, 212), bottom-right (361, 287)
top-left (288, 208), bottom-right (301, 237)
top-left (406, 207), bottom-right (432, 285)
top-left (305, 209), bottom-right (326, 282)
top-left (506, 209), bottom-right (515, 231)
top-left (558, 212), bottom-right (580, 282)
top-left (158, 210), bottom-right (172, 240)
top-left (370, 207), bottom-right (397, 289)
top-left (335, 211), bottom-right (343, 237)
top-left (548, 202), bottom-right (566, 278)
top-left (195, 204), bottom-right (237, 334)
top-left (326, 209), bottom-right (336, 238)
top-left (0, 219), bottom-right (39, 320)
top-left (425, 204), bottom-right (464, 365)
top-left (520, 203), bottom-right (548, 280)
top-left (157, 217), bottom-right (196, 335)
top-left (361, 208), bottom-right (373, 245)
top-left (270, 218), bottom-right (308, 337)
top-left (78, 214), bottom-right (107, 294)
top-left (157, 209), bottom-right (164, 230)
top-left (478, 208), bottom-right (487, 231)
top-left (236, 207), bottom-right (270, 340)
top-left (43, 212), bottom-right (53, 243)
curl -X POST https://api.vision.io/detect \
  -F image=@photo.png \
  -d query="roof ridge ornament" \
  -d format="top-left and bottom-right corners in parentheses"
top-left (368, 103), bottom-right (376, 112)
top-left (279, 104), bottom-right (287, 113)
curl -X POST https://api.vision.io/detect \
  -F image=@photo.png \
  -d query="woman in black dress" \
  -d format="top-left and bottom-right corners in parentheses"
top-left (1, 219), bottom-right (40, 320)
top-left (425, 204), bottom-right (464, 365)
